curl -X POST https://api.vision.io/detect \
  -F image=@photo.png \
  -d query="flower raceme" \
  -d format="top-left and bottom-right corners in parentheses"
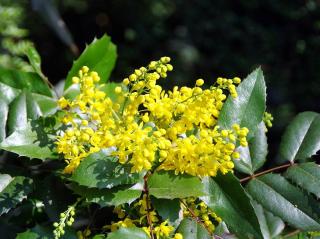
top-left (56, 57), bottom-right (249, 177)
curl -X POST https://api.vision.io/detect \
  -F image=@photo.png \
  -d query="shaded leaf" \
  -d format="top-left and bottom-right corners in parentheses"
top-left (64, 35), bottom-right (117, 90)
top-left (278, 112), bottom-right (320, 163)
top-left (218, 68), bottom-right (266, 139)
top-left (106, 227), bottom-right (149, 239)
top-left (176, 218), bottom-right (211, 239)
top-left (234, 122), bottom-right (268, 175)
top-left (16, 224), bottom-right (77, 239)
top-left (0, 174), bottom-right (33, 216)
top-left (252, 201), bottom-right (285, 239)
top-left (201, 173), bottom-right (263, 239)
top-left (148, 171), bottom-right (205, 199)
top-left (71, 149), bottom-right (143, 189)
top-left (70, 182), bottom-right (143, 207)
top-left (0, 119), bottom-right (58, 160)
top-left (246, 173), bottom-right (320, 231)
top-left (285, 162), bottom-right (320, 198)
top-left (0, 66), bottom-right (53, 97)
top-left (151, 197), bottom-right (181, 225)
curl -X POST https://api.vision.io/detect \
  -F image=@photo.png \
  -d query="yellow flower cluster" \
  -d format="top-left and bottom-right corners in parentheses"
top-left (56, 57), bottom-right (249, 176)
top-left (182, 198), bottom-right (221, 233)
top-left (107, 195), bottom-right (182, 239)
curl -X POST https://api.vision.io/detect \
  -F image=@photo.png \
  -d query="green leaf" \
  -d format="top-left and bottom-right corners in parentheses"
top-left (0, 119), bottom-right (58, 160)
top-left (151, 197), bottom-right (181, 225)
top-left (285, 162), bottom-right (320, 198)
top-left (246, 173), bottom-right (320, 231)
top-left (218, 68), bottom-right (266, 139)
top-left (252, 201), bottom-right (285, 239)
top-left (200, 173), bottom-right (263, 239)
top-left (148, 171), bottom-right (205, 199)
top-left (16, 225), bottom-right (77, 239)
top-left (0, 66), bottom-right (53, 97)
top-left (0, 69), bottom-right (57, 143)
top-left (70, 182), bottom-right (143, 207)
top-left (176, 218), bottom-right (211, 239)
top-left (278, 112), bottom-right (320, 163)
top-left (107, 227), bottom-right (149, 239)
top-left (64, 35), bottom-right (117, 90)
top-left (71, 149), bottom-right (143, 188)
top-left (25, 47), bottom-right (43, 77)
top-left (234, 122), bottom-right (268, 175)
top-left (0, 174), bottom-right (33, 216)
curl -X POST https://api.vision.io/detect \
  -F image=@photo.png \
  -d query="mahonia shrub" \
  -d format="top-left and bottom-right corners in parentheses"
top-left (0, 35), bottom-right (320, 239)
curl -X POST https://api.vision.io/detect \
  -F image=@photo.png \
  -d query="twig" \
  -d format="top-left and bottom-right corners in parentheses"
top-left (240, 162), bottom-right (293, 183)
top-left (180, 199), bottom-right (213, 236)
top-left (143, 174), bottom-right (155, 239)
top-left (283, 229), bottom-right (300, 238)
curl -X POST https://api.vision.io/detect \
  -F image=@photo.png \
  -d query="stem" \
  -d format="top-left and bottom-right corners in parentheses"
top-left (180, 199), bottom-right (213, 236)
top-left (283, 229), bottom-right (300, 238)
top-left (143, 174), bottom-right (155, 239)
top-left (240, 162), bottom-right (293, 183)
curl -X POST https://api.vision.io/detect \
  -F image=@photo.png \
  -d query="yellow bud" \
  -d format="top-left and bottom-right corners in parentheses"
top-left (166, 64), bottom-right (173, 71)
top-left (81, 66), bottom-right (89, 73)
top-left (115, 86), bottom-right (122, 94)
top-left (129, 74), bottom-right (137, 81)
top-left (72, 77), bottom-right (80, 84)
top-left (196, 78), bottom-right (204, 86)
top-left (233, 77), bottom-right (241, 84)
top-left (123, 78), bottom-right (130, 85)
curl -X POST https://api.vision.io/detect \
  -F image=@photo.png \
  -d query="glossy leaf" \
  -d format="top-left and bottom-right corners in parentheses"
top-left (25, 46), bottom-right (43, 77)
top-left (252, 201), bottom-right (285, 239)
top-left (107, 227), bottom-right (149, 239)
top-left (246, 173), bottom-right (320, 231)
top-left (201, 173), bottom-right (263, 239)
top-left (0, 120), bottom-right (58, 160)
top-left (16, 225), bottom-right (77, 239)
top-left (0, 174), bottom-right (33, 215)
top-left (148, 171), bottom-right (205, 199)
top-left (70, 182), bottom-right (143, 207)
top-left (0, 66), bottom-right (53, 97)
top-left (234, 122), bottom-right (268, 174)
top-left (278, 112), bottom-right (320, 163)
top-left (218, 68), bottom-right (266, 139)
top-left (151, 197), bottom-right (181, 224)
top-left (64, 35), bottom-right (117, 90)
top-left (285, 162), bottom-right (320, 198)
top-left (71, 149), bottom-right (143, 188)
top-left (176, 218), bottom-right (211, 239)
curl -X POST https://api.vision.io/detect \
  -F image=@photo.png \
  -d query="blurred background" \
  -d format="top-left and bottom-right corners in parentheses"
top-left (1, 0), bottom-right (320, 161)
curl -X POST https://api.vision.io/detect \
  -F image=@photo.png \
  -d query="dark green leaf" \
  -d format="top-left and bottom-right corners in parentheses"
top-left (71, 150), bottom-right (143, 188)
top-left (218, 68), bottom-right (266, 139)
top-left (107, 227), bottom-right (149, 239)
top-left (151, 197), bottom-right (181, 224)
top-left (246, 173), bottom-right (320, 231)
top-left (234, 122), bottom-right (268, 175)
top-left (278, 112), bottom-right (320, 163)
top-left (285, 162), bottom-right (320, 198)
top-left (0, 119), bottom-right (58, 160)
top-left (0, 66), bottom-right (53, 97)
top-left (16, 225), bottom-right (77, 239)
top-left (70, 182), bottom-right (143, 207)
top-left (176, 218), bottom-right (211, 239)
top-left (148, 171), bottom-right (205, 199)
top-left (64, 35), bottom-right (117, 90)
top-left (0, 174), bottom-right (33, 216)
top-left (252, 201), bottom-right (285, 239)
top-left (201, 173), bottom-right (263, 239)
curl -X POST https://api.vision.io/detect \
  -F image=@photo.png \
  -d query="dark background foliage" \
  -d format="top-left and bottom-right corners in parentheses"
top-left (10, 0), bottom-right (320, 160)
